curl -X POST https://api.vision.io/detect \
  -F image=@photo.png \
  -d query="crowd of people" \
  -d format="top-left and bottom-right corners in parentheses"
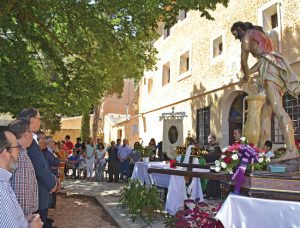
top-left (63, 137), bottom-right (160, 183)
top-left (0, 107), bottom-right (280, 227)
top-left (0, 107), bottom-right (161, 228)
top-left (0, 108), bottom-right (58, 228)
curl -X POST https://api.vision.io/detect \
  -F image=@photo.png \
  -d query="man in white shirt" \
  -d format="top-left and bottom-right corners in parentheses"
top-left (0, 127), bottom-right (42, 228)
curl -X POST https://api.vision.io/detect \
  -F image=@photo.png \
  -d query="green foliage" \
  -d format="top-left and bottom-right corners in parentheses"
top-left (135, 144), bottom-right (152, 157)
top-left (120, 179), bottom-right (163, 224)
top-left (0, 0), bottom-right (229, 131)
top-left (80, 110), bottom-right (90, 142)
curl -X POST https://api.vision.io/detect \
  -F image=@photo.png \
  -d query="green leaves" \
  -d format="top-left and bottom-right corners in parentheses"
top-left (0, 0), bottom-right (228, 131)
top-left (120, 179), bottom-right (163, 224)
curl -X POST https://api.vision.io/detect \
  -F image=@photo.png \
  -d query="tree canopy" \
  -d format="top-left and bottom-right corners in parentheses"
top-left (0, 0), bottom-right (229, 130)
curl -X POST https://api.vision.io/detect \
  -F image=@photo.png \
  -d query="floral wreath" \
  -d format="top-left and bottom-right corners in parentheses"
top-left (213, 137), bottom-right (269, 194)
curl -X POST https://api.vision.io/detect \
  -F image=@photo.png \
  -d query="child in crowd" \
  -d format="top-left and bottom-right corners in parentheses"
top-left (264, 140), bottom-right (274, 159)
top-left (69, 149), bottom-right (80, 178)
top-left (78, 152), bottom-right (87, 179)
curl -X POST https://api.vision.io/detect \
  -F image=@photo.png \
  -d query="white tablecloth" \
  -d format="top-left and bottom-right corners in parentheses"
top-left (131, 162), bottom-right (209, 215)
top-left (131, 162), bottom-right (170, 188)
top-left (216, 193), bottom-right (300, 228)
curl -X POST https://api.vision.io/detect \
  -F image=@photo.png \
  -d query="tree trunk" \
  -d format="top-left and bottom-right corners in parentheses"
top-left (81, 110), bottom-right (90, 141)
top-left (92, 104), bottom-right (101, 141)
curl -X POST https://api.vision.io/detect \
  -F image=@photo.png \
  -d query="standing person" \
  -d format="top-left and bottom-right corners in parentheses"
top-left (17, 108), bottom-right (57, 228)
top-left (75, 137), bottom-right (82, 150)
top-left (95, 143), bottom-right (106, 182)
top-left (96, 138), bottom-right (102, 147)
top-left (44, 136), bottom-right (60, 177)
top-left (129, 142), bottom-right (142, 177)
top-left (44, 136), bottom-right (61, 209)
top-left (231, 21), bottom-right (300, 160)
top-left (55, 141), bottom-right (67, 182)
top-left (107, 141), bottom-right (119, 183)
top-left (233, 128), bottom-right (242, 143)
top-left (0, 128), bottom-right (43, 228)
top-left (64, 135), bottom-right (74, 159)
top-left (147, 138), bottom-right (157, 161)
top-left (118, 139), bottom-right (131, 181)
top-left (264, 140), bottom-right (274, 159)
top-left (8, 120), bottom-right (38, 217)
top-left (85, 137), bottom-right (95, 180)
top-left (116, 138), bottom-right (121, 149)
top-left (205, 134), bottom-right (222, 199)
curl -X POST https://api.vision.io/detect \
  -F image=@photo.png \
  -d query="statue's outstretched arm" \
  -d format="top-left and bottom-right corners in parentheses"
top-left (249, 61), bottom-right (260, 75)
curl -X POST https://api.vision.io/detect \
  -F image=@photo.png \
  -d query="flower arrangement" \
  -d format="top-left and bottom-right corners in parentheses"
top-left (213, 137), bottom-right (269, 174)
top-left (212, 137), bottom-right (271, 194)
top-left (165, 198), bottom-right (223, 228)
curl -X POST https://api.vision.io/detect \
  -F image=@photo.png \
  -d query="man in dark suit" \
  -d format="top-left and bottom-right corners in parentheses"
top-left (18, 108), bottom-right (57, 228)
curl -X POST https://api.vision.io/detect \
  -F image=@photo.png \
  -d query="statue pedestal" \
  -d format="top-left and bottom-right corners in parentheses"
top-left (243, 95), bottom-right (266, 145)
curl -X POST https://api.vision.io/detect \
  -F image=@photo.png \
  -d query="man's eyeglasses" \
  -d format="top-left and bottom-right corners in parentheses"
top-left (6, 143), bottom-right (22, 151)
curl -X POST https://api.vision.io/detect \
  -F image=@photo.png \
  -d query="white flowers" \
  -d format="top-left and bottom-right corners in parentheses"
top-left (232, 153), bottom-right (238, 160)
top-left (258, 157), bottom-right (264, 163)
top-left (215, 166), bottom-right (221, 172)
top-left (214, 160), bottom-right (222, 172)
top-left (221, 154), bottom-right (226, 159)
top-left (221, 162), bottom-right (227, 169)
top-left (240, 137), bottom-right (246, 142)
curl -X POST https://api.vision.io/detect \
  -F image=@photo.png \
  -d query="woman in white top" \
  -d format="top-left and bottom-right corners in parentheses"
top-left (95, 143), bottom-right (106, 181)
top-left (85, 137), bottom-right (95, 180)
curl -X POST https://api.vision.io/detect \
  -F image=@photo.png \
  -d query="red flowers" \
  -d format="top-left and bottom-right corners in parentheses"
top-left (223, 156), bottom-right (233, 164)
top-left (172, 199), bottom-right (224, 228)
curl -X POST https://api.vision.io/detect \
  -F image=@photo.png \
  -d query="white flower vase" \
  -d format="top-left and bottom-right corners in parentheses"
top-left (143, 157), bottom-right (150, 162)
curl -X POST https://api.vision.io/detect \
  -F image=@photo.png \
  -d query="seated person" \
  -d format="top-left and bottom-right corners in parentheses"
top-left (77, 152), bottom-right (87, 179)
top-left (69, 150), bottom-right (80, 178)
top-left (264, 140), bottom-right (274, 159)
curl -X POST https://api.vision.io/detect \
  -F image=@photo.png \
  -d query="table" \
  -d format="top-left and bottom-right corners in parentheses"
top-left (131, 161), bottom-right (170, 188)
top-left (131, 162), bottom-right (208, 215)
top-left (216, 193), bottom-right (300, 228)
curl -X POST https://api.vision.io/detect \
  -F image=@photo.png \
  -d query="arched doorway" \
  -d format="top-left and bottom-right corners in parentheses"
top-left (228, 92), bottom-right (247, 144)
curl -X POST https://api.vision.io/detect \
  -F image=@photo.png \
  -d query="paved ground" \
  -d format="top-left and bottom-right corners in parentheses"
top-left (55, 178), bottom-right (224, 228)
top-left (59, 179), bottom-right (166, 228)
top-left (49, 194), bottom-right (119, 228)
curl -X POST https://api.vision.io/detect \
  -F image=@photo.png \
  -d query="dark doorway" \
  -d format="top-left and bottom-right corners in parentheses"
top-left (228, 92), bottom-right (247, 144)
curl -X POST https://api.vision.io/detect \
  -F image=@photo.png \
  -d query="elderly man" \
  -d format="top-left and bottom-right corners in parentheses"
top-left (117, 139), bottom-right (132, 181)
top-left (8, 120), bottom-right (38, 217)
top-left (44, 136), bottom-right (60, 209)
top-left (231, 21), bottom-right (300, 160)
top-left (0, 128), bottom-right (42, 228)
top-left (17, 108), bottom-right (57, 228)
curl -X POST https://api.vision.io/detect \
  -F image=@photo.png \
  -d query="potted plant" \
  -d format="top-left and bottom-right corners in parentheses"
top-left (120, 179), bottom-right (163, 224)
top-left (136, 144), bottom-right (151, 162)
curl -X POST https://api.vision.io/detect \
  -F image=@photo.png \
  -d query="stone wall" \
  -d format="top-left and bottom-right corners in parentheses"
top-left (138, 0), bottom-right (300, 149)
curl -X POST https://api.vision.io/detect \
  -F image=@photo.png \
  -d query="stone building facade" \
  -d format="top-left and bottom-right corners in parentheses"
top-left (138, 0), bottom-right (300, 152)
